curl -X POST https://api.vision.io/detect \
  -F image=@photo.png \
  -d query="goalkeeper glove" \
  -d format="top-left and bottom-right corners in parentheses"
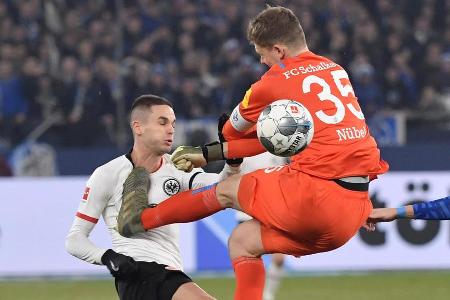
top-left (101, 249), bottom-right (139, 279)
top-left (171, 142), bottom-right (225, 172)
top-left (171, 113), bottom-right (245, 172)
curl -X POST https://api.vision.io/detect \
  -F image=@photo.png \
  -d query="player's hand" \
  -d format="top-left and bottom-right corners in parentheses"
top-left (361, 222), bottom-right (376, 232)
top-left (174, 158), bottom-right (194, 172)
top-left (366, 208), bottom-right (398, 223)
top-left (101, 249), bottom-right (139, 279)
top-left (171, 146), bottom-right (207, 171)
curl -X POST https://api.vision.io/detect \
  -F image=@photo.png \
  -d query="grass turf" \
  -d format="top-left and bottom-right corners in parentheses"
top-left (1, 271), bottom-right (450, 300)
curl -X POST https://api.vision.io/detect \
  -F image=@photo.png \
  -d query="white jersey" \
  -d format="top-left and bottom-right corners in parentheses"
top-left (66, 153), bottom-right (236, 270)
top-left (239, 152), bottom-right (289, 174)
top-left (236, 152), bottom-right (289, 222)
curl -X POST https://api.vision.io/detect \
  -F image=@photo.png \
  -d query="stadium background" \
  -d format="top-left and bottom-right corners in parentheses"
top-left (1, 0), bottom-right (449, 299)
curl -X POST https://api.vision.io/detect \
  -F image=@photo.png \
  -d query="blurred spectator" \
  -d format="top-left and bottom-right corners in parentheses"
top-left (383, 67), bottom-right (411, 110)
top-left (0, 154), bottom-right (12, 176)
top-left (20, 56), bottom-right (46, 124)
top-left (350, 54), bottom-right (383, 120)
top-left (0, 60), bottom-right (29, 146)
top-left (124, 60), bottom-right (152, 106)
top-left (0, 0), bottom-right (448, 152)
top-left (10, 142), bottom-right (58, 176)
top-left (174, 78), bottom-right (209, 118)
top-left (60, 65), bottom-right (114, 146)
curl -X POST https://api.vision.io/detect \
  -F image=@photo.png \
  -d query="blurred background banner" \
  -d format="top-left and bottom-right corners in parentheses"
top-left (368, 112), bottom-right (407, 146)
top-left (1, 171), bottom-right (449, 277)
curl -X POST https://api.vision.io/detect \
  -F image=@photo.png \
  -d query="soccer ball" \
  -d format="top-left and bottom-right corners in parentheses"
top-left (257, 99), bottom-right (314, 157)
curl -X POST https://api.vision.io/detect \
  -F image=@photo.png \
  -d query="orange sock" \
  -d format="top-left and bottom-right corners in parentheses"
top-left (141, 183), bottom-right (223, 230)
top-left (232, 257), bottom-right (265, 300)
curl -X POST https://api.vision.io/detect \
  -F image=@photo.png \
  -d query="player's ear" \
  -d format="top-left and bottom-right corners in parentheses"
top-left (273, 45), bottom-right (286, 59)
top-left (132, 120), bottom-right (143, 135)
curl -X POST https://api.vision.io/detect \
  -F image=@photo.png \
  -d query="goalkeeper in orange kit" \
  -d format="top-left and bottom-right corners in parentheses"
top-left (117, 6), bottom-right (388, 300)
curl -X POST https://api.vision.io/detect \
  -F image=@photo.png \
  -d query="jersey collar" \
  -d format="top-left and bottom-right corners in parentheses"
top-left (125, 148), bottom-right (164, 173)
top-left (125, 148), bottom-right (134, 167)
top-left (281, 50), bottom-right (313, 65)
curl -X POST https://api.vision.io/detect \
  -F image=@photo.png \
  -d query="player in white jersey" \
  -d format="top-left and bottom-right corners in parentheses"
top-left (235, 152), bottom-right (288, 300)
top-left (65, 95), bottom-right (232, 300)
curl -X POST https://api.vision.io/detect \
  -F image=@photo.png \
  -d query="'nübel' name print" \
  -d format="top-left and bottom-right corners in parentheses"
top-left (336, 126), bottom-right (366, 141)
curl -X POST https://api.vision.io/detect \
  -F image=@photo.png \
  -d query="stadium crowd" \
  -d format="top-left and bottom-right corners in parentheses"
top-left (0, 0), bottom-right (449, 151)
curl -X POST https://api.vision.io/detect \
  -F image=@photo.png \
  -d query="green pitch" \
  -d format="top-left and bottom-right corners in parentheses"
top-left (1, 271), bottom-right (450, 300)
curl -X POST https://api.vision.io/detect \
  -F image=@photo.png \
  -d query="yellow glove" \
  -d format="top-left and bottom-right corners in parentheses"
top-left (173, 158), bottom-right (194, 172)
top-left (171, 146), bottom-right (207, 172)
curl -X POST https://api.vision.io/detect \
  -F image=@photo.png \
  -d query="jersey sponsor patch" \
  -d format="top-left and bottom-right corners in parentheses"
top-left (163, 178), bottom-right (180, 196)
top-left (230, 105), bottom-right (253, 132)
top-left (82, 187), bottom-right (90, 201)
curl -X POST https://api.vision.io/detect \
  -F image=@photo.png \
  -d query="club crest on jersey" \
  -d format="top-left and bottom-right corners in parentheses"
top-left (163, 178), bottom-right (180, 196)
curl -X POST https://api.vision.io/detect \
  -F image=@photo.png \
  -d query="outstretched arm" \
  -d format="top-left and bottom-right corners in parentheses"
top-left (172, 82), bottom-right (270, 171)
top-left (367, 196), bottom-right (450, 223)
top-left (171, 114), bottom-right (265, 171)
top-left (66, 168), bottom-right (139, 278)
top-left (171, 138), bottom-right (267, 172)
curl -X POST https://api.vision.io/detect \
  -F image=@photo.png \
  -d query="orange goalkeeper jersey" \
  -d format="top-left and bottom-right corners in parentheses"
top-left (223, 51), bottom-right (388, 179)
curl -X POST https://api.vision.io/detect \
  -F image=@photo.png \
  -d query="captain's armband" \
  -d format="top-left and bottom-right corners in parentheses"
top-left (229, 106), bottom-right (253, 133)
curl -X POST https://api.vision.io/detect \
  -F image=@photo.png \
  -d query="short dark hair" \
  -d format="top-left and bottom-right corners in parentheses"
top-left (247, 6), bottom-right (306, 49)
top-left (130, 94), bottom-right (173, 113)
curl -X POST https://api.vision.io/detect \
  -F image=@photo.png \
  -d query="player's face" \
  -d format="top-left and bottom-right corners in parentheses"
top-left (140, 105), bottom-right (176, 155)
top-left (254, 44), bottom-right (285, 67)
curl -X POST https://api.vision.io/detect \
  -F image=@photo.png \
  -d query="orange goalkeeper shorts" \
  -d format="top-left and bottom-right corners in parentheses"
top-left (237, 165), bottom-right (372, 257)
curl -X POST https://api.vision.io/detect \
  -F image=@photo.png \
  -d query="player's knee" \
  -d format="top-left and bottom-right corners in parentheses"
top-left (228, 223), bottom-right (261, 258)
top-left (228, 229), bottom-right (247, 258)
top-left (215, 175), bottom-right (240, 208)
top-left (228, 228), bottom-right (244, 249)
